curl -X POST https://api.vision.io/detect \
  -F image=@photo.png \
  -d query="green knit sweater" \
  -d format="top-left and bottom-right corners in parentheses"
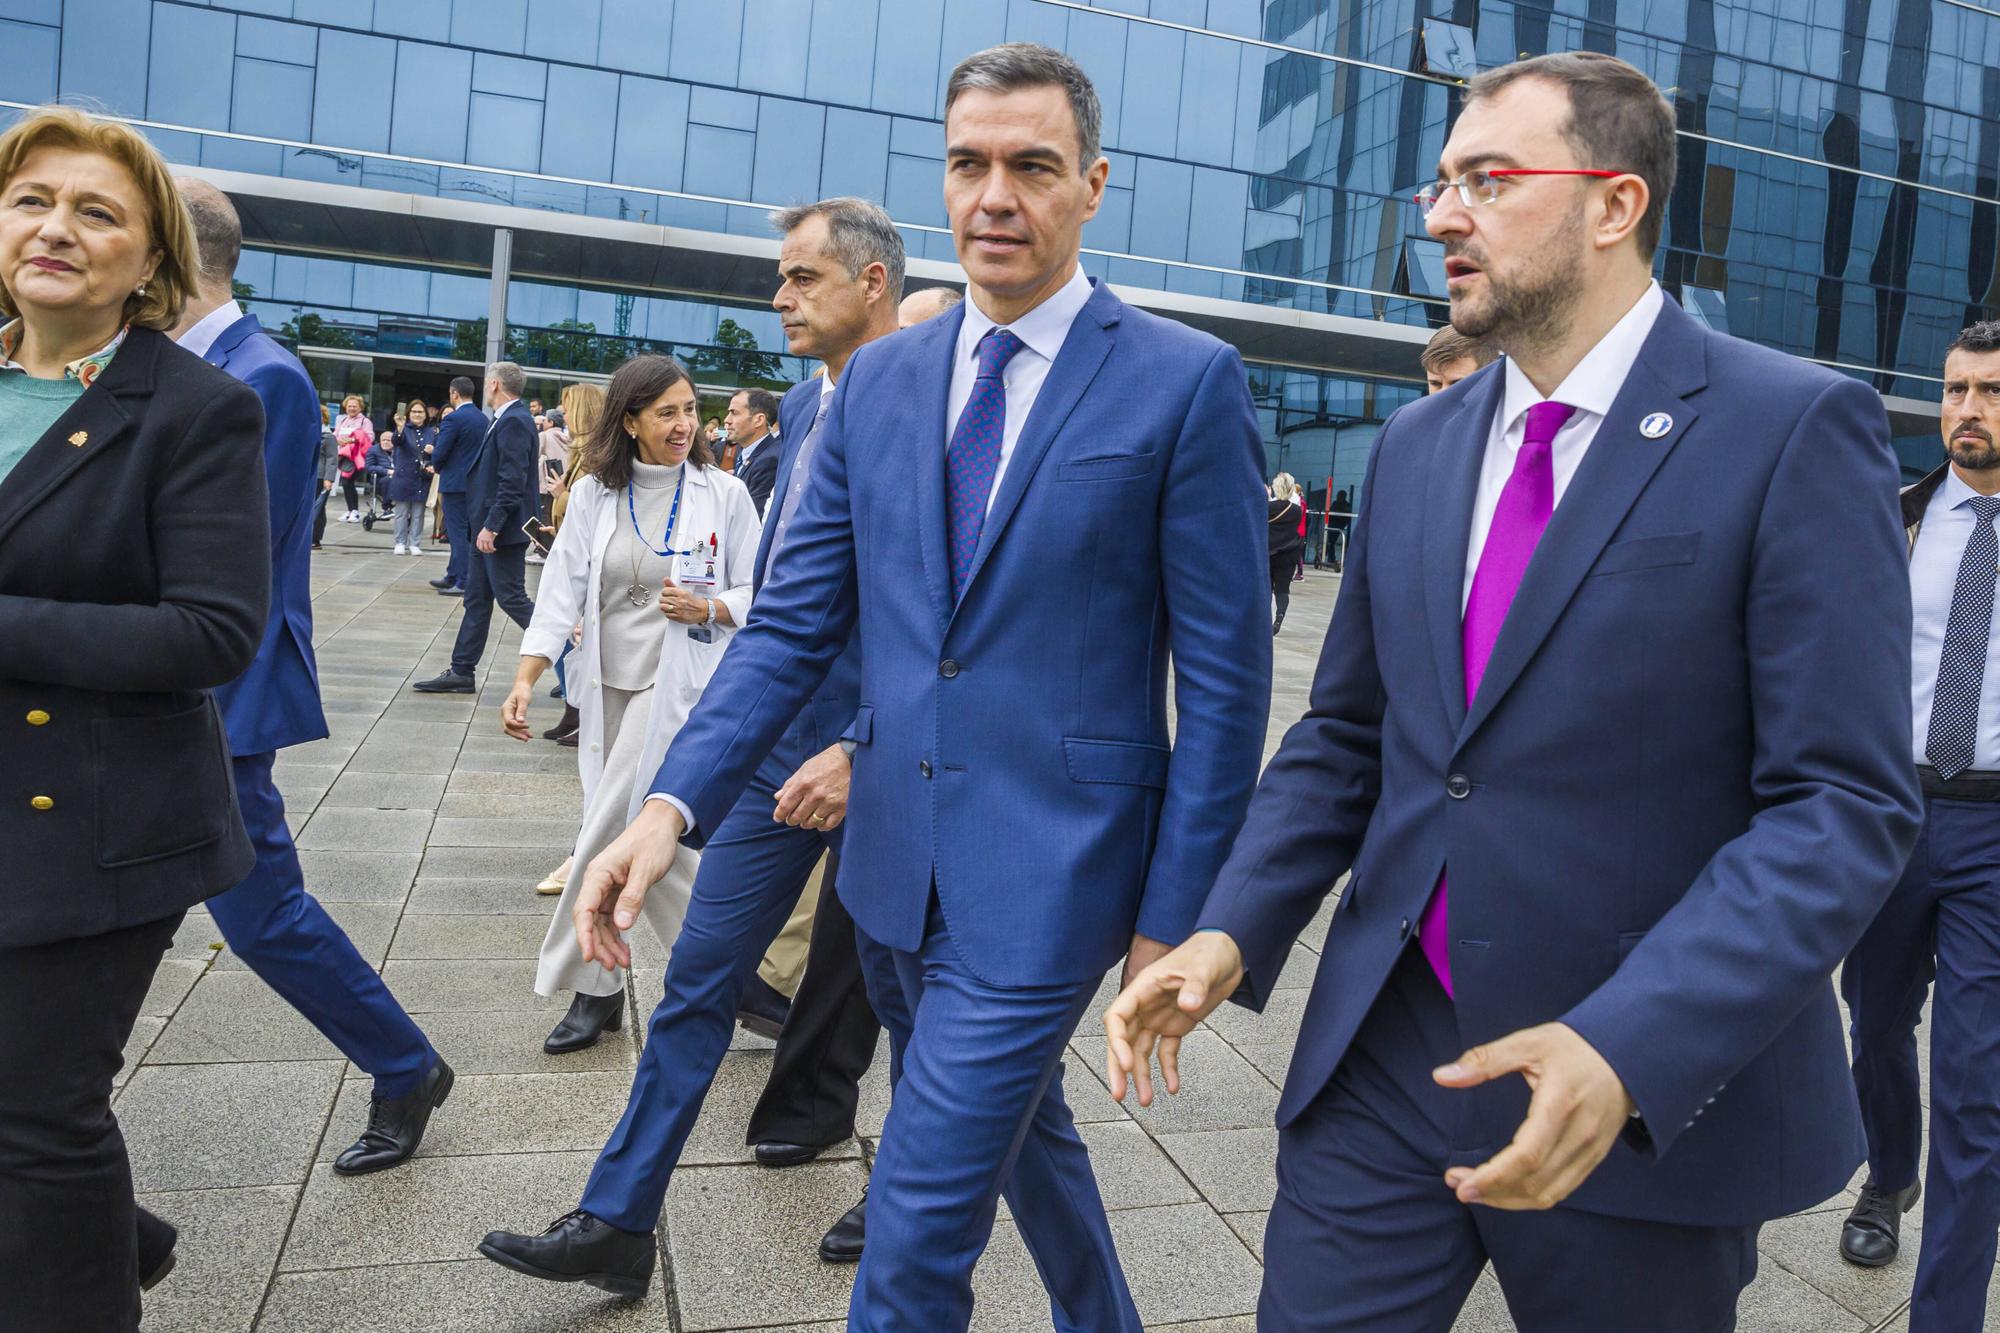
top-left (0, 371), bottom-right (87, 486)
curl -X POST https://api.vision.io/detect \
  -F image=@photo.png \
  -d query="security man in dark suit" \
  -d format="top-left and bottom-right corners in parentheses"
top-left (427, 375), bottom-right (485, 596)
top-left (726, 386), bottom-right (781, 516)
top-left (413, 361), bottom-right (538, 693)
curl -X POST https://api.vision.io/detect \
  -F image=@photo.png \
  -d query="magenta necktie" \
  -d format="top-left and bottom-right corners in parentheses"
top-left (1418, 399), bottom-right (1576, 996)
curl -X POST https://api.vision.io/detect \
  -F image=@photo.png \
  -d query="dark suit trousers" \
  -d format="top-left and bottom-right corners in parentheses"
top-left (450, 542), bottom-right (533, 676)
top-left (1261, 947), bottom-right (1757, 1332)
top-left (1844, 794), bottom-right (2000, 1332)
top-left (745, 853), bottom-right (882, 1148)
top-left (439, 491), bottom-right (471, 588)
top-left (0, 911), bottom-right (181, 1333)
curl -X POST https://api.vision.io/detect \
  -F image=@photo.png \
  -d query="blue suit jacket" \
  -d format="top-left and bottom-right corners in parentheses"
top-left (1197, 297), bottom-right (1922, 1227)
top-left (653, 281), bottom-right (1271, 986)
top-left (204, 314), bottom-right (328, 756)
top-left (429, 401), bottom-right (483, 494)
top-left (466, 400), bottom-right (537, 545)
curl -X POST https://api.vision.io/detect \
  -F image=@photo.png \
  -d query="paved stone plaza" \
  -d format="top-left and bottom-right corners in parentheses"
top-left (118, 518), bottom-right (1967, 1332)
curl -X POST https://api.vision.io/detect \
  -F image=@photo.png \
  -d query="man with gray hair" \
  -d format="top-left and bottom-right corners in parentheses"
top-left (898, 285), bottom-right (963, 328)
top-left (413, 360), bottom-right (537, 691)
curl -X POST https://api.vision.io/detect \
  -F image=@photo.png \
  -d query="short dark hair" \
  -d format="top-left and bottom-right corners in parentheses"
top-left (577, 354), bottom-right (712, 491)
top-left (946, 43), bottom-right (1102, 172)
top-left (449, 375), bottom-right (477, 401)
top-left (1464, 51), bottom-right (1677, 259)
top-left (1420, 325), bottom-right (1497, 374)
top-left (733, 387), bottom-right (781, 428)
top-left (1948, 321), bottom-right (2000, 357)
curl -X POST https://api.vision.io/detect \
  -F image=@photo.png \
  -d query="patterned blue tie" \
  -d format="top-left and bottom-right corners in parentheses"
top-left (1926, 494), bottom-right (2000, 779)
top-left (945, 328), bottom-right (1025, 600)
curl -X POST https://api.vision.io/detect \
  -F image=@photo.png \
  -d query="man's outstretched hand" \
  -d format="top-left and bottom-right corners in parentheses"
top-left (574, 801), bottom-right (686, 970)
top-left (1103, 931), bottom-right (1245, 1107)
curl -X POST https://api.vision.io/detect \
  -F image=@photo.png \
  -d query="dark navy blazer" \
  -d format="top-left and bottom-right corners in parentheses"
top-left (466, 399), bottom-right (537, 546)
top-left (203, 314), bottom-right (328, 757)
top-left (734, 433), bottom-right (780, 517)
top-left (653, 281), bottom-right (1272, 987)
top-left (1197, 296), bottom-right (1923, 1227)
top-left (428, 401), bottom-right (483, 494)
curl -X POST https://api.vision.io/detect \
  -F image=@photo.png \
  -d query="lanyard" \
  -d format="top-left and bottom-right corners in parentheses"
top-left (627, 471), bottom-right (698, 557)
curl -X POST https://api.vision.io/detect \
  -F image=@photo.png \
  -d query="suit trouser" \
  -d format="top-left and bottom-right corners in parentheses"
top-left (1261, 947), bottom-right (1757, 1332)
top-left (746, 861), bottom-right (882, 1148)
top-left (450, 541), bottom-right (534, 677)
top-left (579, 720), bottom-right (844, 1231)
top-left (1844, 794), bottom-right (2000, 1332)
top-left (0, 910), bottom-right (181, 1333)
top-left (205, 752), bottom-right (435, 1097)
top-left (848, 901), bottom-right (1140, 1333)
top-left (439, 490), bottom-right (471, 588)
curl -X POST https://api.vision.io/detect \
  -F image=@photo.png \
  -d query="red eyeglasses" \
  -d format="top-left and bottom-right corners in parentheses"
top-left (1413, 168), bottom-right (1625, 218)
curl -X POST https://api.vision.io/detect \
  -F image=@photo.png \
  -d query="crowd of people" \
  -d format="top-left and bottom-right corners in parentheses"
top-left (1, 36), bottom-right (1995, 1333)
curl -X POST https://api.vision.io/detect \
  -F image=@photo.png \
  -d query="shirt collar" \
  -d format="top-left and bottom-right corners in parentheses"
top-left (0, 318), bottom-right (130, 385)
top-left (174, 301), bottom-right (243, 360)
top-left (1498, 281), bottom-right (1665, 437)
top-left (956, 264), bottom-right (1094, 369)
top-left (1936, 467), bottom-right (2000, 514)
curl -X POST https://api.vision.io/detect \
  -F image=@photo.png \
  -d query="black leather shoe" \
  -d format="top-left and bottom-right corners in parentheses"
top-left (542, 704), bottom-right (581, 742)
top-left (1840, 1178), bottom-right (1921, 1267)
top-left (136, 1206), bottom-right (176, 1292)
top-left (753, 1140), bottom-right (825, 1168)
top-left (735, 975), bottom-right (791, 1040)
top-left (545, 991), bottom-right (624, 1054)
top-left (428, 575), bottom-right (455, 589)
top-left (819, 1192), bottom-right (866, 1263)
top-left (333, 1058), bottom-right (454, 1175)
top-left (412, 670), bottom-right (475, 693)
top-left (479, 1209), bottom-right (654, 1297)
top-left (437, 584), bottom-right (465, 597)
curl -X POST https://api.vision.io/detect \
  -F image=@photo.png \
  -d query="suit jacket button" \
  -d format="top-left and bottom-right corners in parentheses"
top-left (1399, 917), bottom-right (1412, 939)
top-left (920, 760), bottom-right (933, 779)
top-left (30, 796), bottom-right (53, 811)
top-left (1446, 773), bottom-right (1471, 799)
top-left (939, 659), bottom-right (960, 679)
top-left (24, 710), bottom-right (48, 726)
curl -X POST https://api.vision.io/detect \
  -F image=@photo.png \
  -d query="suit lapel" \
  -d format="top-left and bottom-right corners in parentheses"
top-left (0, 327), bottom-right (157, 547)
top-left (1457, 303), bottom-right (1709, 748)
top-left (1421, 367), bottom-right (1504, 730)
top-left (201, 313), bottom-right (258, 370)
top-left (915, 308), bottom-right (965, 633)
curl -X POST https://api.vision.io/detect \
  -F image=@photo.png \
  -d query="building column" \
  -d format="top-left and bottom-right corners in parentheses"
top-left (485, 227), bottom-right (513, 367)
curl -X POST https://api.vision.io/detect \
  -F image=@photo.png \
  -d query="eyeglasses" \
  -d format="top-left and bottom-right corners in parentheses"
top-left (1412, 168), bottom-right (1625, 219)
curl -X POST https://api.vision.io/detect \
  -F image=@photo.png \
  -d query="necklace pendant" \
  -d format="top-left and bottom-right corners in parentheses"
top-left (627, 583), bottom-right (652, 608)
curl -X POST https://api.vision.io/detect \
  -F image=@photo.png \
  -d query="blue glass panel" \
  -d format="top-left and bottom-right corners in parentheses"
top-left (297, 0), bottom-right (372, 24)
top-left (468, 93), bottom-right (543, 171)
top-left (671, 0), bottom-right (743, 84)
top-left (233, 57), bottom-right (314, 140)
top-left (360, 157), bottom-right (438, 194)
top-left (1186, 166), bottom-right (1245, 268)
top-left (1085, 183), bottom-right (1134, 253)
top-left (149, 6), bottom-right (236, 130)
top-left (225, 0), bottom-right (294, 17)
top-left (0, 0), bottom-right (59, 22)
top-left (200, 136), bottom-right (283, 175)
top-left (353, 261), bottom-right (427, 313)
top-left (525, 0), bottom-right (600, 67)
top-left (312, 29), bottom-right (396, 152)
top-left (60, 0), bottom-right (148, 116)
top-left (690, 85), bottom-right (758, 131)
top-left (1683, 285), bottom-right (1730, 332)
top-left (1421, 19), bottom-right (1478, 79)
top-left (685, 124), bottom-right (755, 200)
top-left (1003, 0), bottom-right (1067, 48)
top-left (1203, 0), bottom-right (1259, 38)
top-left (304, 256), bottom-right (355, 308)
top-left (725, 204), bottom-right (772, 238)
top-left (1064, 8), bottom-right (1127, 150)
top-left (508, 280), bottom-right (577, 327)
top-left (597, 0), bottom-right (669, 76)
top-left (515, 178), bottom-right (585, 212)
top-left (819, 106), bottom-right (891, 202)
top-left (429, 271), bottom-right (488, 318)
top-left (541, 65), bottom-right (617, 180)
top-left (873, 0), bottom-right (944, 117)
top-left (891, 118), bottom-right (943, 159)
top-left (658, 197), bottom-right (727, 231)
top-left (885, 152), bottom-right (945, 228)
top-left (1402, 238), bottom-right (1447, 298)
top-left (234, 249), bottom-right (275, 300)
top-left (390, 41), bottom-right (472, 161)
top-left (753, 98), bottom-right (825, 205)
top-left (235, 16), bottom-right (317, 65)
top-left (1176, 33), bottom-right (1239, 168)
top-left (938, 0), bottom-right (1008, 114)
top-left (1128, 156), bottom-right (1192, 261)
top-left (736, 0), bottom-right (810, 98)
top-left (452, 0), bottom-right (524, 53)
top-left (613, 75), bottom-right (687, 191)
top-left (805, 0), bottom-right (877, 105)
top-left (374, 0), bottom-right (450, 42)
top-left (0, 19), bottom-right (58, 104)
top-left (281, 144), bottom-right (362, 186)
top-left (271, 254), bottom-right (309, 300)
top-left (439, 166), bottom-right (515, 206)
top-left (1118, 20), bottom-right (1184, 157)
top-left (472, 52), bottom-right (544, 99)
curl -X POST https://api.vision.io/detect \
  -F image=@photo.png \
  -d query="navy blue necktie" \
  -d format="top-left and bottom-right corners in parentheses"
top-left (1927, 494), bottom-right (2000, 779)
top-left (945, 328), bottom-right (1025, 600)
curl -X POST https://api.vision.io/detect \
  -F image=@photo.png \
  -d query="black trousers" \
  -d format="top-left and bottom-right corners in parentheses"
top-left (746, 857), bottom-right (883, 1147)
top-left (1270, 553), bottom-right (1296, 626)
top-left (340, 474), bottom-right (360, 512)
top-left (311, 485), bottom-right (330, 546)
top-left (450, 541), bottom-right (534, 676)
top-left (0, 911), bottom-right (183, 1333)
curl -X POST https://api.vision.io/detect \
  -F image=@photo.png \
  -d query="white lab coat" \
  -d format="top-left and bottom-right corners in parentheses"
top-left (520, 464), bottom-right (762, 821)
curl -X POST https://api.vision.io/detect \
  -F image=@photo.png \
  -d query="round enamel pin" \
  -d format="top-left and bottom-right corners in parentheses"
top-left (1639, 412), bottom-right (1673, 439)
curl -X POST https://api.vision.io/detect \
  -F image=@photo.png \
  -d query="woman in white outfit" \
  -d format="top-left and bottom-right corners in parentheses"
top-left (501, 355), bottom-right (761, 1054)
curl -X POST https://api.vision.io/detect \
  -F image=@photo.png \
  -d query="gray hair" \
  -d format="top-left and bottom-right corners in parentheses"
top-left (486, 361), bottom-right (526, 397)
top-left (946, 43), bottom-right (1103, 172)
top-left (770, 197), bottom-right (906, 301)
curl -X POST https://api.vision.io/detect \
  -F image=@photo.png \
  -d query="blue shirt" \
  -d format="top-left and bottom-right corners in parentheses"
top-left (1911, 468), bottom-right (2000, 769)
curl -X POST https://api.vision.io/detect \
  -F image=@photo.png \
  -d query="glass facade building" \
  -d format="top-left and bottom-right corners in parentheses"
top-left (4, 0), bottom-right (1991, 547)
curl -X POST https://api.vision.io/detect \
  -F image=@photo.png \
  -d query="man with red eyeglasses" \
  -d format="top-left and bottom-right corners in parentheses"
top-left (1105, 51), bottom-right (1919, 1331)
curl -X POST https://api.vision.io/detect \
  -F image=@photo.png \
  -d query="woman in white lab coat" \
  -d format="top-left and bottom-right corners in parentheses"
top-left (501, 354), bottom-right (762, 1053)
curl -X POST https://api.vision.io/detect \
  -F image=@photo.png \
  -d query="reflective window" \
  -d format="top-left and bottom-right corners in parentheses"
top-left (0, 19), bottom-right (60, 105)
top-left (391, 41), bottom-right (472, 161)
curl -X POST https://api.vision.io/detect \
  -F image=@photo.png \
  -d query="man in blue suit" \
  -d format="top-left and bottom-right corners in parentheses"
top-left (426, 375), bottom-right (483, 596)
top-left (170, 182), bottom-right (450, 1190)
top-left (413, 362), bottom-right (537, 693)
top-left (480, 48), bottom-right (1270, 1329)
top-left (1105, 54), bottom-right (1922, 1331)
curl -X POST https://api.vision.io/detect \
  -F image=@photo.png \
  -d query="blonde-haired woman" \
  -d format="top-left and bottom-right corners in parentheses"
top-left (1269, 472), bottom-right (1306, 634)
top-left (500, 356), bottom-right (760, 1052)
top-left (333, 393), bottom-right (372, 521)
top-left (0, 105), bottom-right (271, 1327)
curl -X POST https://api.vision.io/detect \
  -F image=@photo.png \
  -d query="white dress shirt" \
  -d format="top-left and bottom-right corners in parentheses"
top-left (1910, 469), bottom-right (2000, 769)
top-left (1463, 281), bottom-right (1666, 610)
top-left (734, 432), bottom-right (767, 471)
top-left (950, 263), bottom-right (1095, 514)
top-left (174, 301), bottom-right (244, 358)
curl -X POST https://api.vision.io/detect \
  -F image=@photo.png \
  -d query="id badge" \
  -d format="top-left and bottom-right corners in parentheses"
top-left (678, 551), bottom-right (719, 644)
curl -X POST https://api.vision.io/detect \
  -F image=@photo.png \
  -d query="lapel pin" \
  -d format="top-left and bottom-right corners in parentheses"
top-left (1639, 412), bottom-right (1673, 439)
top-left (67, 430), bottom-right (87, 447)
